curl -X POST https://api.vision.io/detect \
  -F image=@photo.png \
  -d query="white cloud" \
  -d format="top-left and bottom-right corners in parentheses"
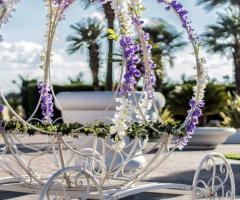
top-left (91, 12), bottom-right (105, 21)
top-left (0, 41), bottom-right (42, 68)
top-left (0, 41), bottom-right (91, 92)
top-left (165, 46), bottom-right (233, 82)
top-left (0, 41), bottom-right (234, 93)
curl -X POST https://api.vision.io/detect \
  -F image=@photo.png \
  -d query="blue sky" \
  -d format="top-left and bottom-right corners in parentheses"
top-left (0, 0), bottom-right (232, 92)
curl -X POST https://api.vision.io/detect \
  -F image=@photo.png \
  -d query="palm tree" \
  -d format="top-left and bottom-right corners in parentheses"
top-left (202, 7), bottom-right (240, 93)
top-left (196, 0), bottom-right (240, 10)
top-left (143, 19), bottom-right (186, 91)
top-left (80, 0), bottom-right (115, 91)
top-left (66, 18), bottom-right (103, 91)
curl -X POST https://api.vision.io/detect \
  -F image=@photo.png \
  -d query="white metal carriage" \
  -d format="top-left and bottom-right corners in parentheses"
top-left (0, 0), bottom-right (236, 199)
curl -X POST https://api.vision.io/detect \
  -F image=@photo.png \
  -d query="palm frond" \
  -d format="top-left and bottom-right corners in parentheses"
top-left (196, 0), bottom-right (240, 10)
top-left (201, 7), bottom-right (240, 54)
top-left (66, 17), bottom-right (103, 55)
top-left (79, 0), bottom-right (98, 9)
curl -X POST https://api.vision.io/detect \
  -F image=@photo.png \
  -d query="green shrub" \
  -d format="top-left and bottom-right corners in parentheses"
top-left (221, 93), bottom-right (240, 128)
top-left (166, 81), bottom-right (229, 126)
top-left (22, 82), bottom-right (105, 120)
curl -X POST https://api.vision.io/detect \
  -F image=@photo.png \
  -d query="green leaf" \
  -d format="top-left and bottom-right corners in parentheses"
top-left (107, 28), bottom-right (119, 41)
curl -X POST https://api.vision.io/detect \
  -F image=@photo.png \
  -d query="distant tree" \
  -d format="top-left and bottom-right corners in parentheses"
top-left (13, 76), bottom-right (37, 118)
top-left (202, 7), bottom-right (240, 93)
top-left (80, 0), bottom-right (115, 90)
top-left (196, 0), bottom-right (240, 10)
top-left (68, 72), bottom-right (84, 84)
top-left (143, 19), bottom-right (186, 91)
top-left (67, 18), bottom-right (103, 90)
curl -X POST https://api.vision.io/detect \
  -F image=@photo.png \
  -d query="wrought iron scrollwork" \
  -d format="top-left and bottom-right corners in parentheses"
top-left (192, 153), bottom-right (235, 200)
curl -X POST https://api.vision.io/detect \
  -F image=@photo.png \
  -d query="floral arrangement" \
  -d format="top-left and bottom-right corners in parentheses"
top-left (0, 0), bottom-right (207, 150)
top-left (103, 0), bottom-right (207, 150)
top-left (4, 120), bottom-right (184, 139)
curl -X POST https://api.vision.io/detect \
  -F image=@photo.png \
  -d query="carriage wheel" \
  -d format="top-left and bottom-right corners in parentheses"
top-left (39, 166), bottom-right (104, 200)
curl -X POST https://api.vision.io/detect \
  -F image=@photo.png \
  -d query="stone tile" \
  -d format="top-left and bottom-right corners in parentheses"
top-left (0, 143), bottom-right (239, 199)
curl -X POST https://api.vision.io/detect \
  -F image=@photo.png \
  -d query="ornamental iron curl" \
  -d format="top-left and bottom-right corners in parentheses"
top-left (192, 153), bottom-right (235, 200)
top-left (39, 166), bottom-right (104, 200)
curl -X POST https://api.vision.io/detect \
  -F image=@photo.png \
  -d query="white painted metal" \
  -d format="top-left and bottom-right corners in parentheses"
top-left (192, 152), bottom-right (235, 200)
top-left (0, 126), bottom-right (235, 199)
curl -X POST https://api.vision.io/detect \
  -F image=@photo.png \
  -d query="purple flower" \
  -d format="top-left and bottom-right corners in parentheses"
top-left (38, 82), bottom-right (54, 124)
top-left (129, 15), bottom-right (157, 99)
top-left (53, 0), bottom-right (75, 21)
top-left (177, 98), bottom-right (204, 149)
top-left (120, 36), bottom-right (142, 96)
top-left (0, 105), bottom-right (3, 113)
top-left (157, 0), bottom-right (200, 45)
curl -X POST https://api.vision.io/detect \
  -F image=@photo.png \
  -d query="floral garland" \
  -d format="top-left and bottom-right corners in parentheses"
top-left (0, 0), bottom-right (76, 124)
top-left (101, 0), bottom-right (207, 150)
top-left (4, 120), bottom-right (185, 139)
top-left (128, 0), bottom-right (157, 99)
top-left (0, 0), bottom-right (207, 151)
top-left (39, 0), bottom-right (75, 123)
top-left (110, 97), bottom-right (135, 150)
top-left (156, 0), bottom-right (207, 149)
top-left (38, 82), bottom-right (54, 123)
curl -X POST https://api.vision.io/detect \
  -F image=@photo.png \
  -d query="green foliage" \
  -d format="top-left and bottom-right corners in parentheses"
top-left (107, 28), bottom-right (118, 41)
top-left (20, 79), bottom-right (105, 120)
top-left (202, 7), bottom-right (240, 56)
top-left (201, 7), bottom-right (240, 94)
top-left (196, 0), bottom-right (240, 10)
top-left (167, 81), bottom-right (229, 125)
top-left (221, 92), bottom-right (240, 128)
top-left (224, 153), bottom-right (240, 160)
top-left (161, 108), bottom-right (178, 125)
top-left (68, 72), bottom-right (84, 84)
top-left (66, 18), bottom-right (103, 54)
top-left (4, 120), bottom-right (185, 140)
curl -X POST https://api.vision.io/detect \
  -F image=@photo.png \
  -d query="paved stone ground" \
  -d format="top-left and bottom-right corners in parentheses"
top-left (0, 142), bottom-right (239, 200)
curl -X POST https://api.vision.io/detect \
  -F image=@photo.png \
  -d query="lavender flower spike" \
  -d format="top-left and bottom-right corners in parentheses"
top-left (38, 82), bottom-right (54, 124)
top-left (177, 98), bottom-right (205, 149)
top-left (120, 36), bottom-right (142, 96)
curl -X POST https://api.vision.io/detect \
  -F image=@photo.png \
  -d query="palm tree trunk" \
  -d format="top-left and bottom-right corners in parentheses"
top-left (234, 44), bottom-right (240, 94)
top-left (103, 2), bottom-right (115, 91)
top-left (89, 43), bottom-right (100, 91)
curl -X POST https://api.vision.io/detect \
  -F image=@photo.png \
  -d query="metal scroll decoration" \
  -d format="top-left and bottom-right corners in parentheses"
top-left (192, 153), bottom-right (235, 200)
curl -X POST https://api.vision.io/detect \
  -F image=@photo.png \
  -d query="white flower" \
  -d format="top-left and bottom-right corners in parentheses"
top-left (110, 96), bottom-right (136, 151)
top-left (135, 93), bottom-right (152, 122)
top-left (110, 0), bottom-right (132, 35)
